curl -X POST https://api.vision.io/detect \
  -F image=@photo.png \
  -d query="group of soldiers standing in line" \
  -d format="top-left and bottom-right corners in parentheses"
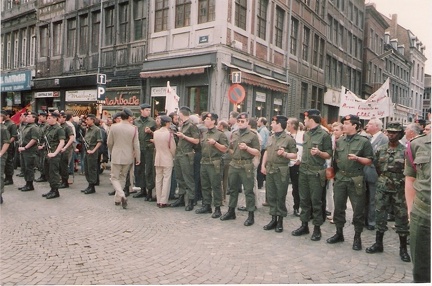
top-left (1, 104), bottom-right (430, 283)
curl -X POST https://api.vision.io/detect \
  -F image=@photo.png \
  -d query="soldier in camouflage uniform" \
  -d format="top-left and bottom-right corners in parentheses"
top-left (0, 112), bottom-right (11, 204)
top-left (2, 110), bottom-right (17, 185)
top-left (365, 122), bottom-right (410, 262)
top-left (261, 115), bottom-right (297, 233)
top-left (58, 112), bottom-right (75, 188)
top-left (35, 112), bottom-right (49, 182)
top-left (220, 112), bottom-right (261, 226)
top-left (195, 112), bottom-right (229, 218)
top-left (41, 112), bottom-right (65, 199)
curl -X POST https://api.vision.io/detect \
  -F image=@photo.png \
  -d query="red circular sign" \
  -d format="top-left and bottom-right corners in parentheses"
top-left (227, 84), bottom-right (246, 104)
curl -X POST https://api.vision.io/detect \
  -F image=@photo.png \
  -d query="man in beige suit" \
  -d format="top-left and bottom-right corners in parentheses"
top-left (107, 109), bottom-right (140, 209)
top-left (153, 115), bottom-right (176, 207)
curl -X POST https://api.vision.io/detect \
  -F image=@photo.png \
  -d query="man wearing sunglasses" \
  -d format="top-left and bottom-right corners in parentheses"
top-left (220, 112), bottom-right (260, 226)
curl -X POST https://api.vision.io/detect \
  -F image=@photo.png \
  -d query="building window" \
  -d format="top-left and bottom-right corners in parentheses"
top-left (119, 3), bottom-right (129, 43)
top-left (155, 0), bottom-right (169, 32)
top-left (40, 25), bottom-right (49, 57)
top-left (301, 82), bottom-right (308, 109)
top-left (105, 7), bottom-right (114, 45)
top-left (79, 15), bottom-right (88, 55)
top-left (66, 19), bottom-right (76, 57)
top-left (91, 11), bottom-right (100, 53)
top-left (290, 17), bottom-right (298, 56)
top-left (257, 0), bottom-right (268, 40)
top-left (134, 0), bottom-right (147, 40)
top-left (313, 34), bottom-right (319, 66)
top-left (29, 26), bottom-right (36, 66)
top-left (320, 0), bottom-right (325, 18)
top-left (311, 86), bottom-right (317, 108)
top-left (6, 34), bottom-right (11, 69)
top-left (53, 21), bottom-right (62, 56)
top-left (302, 26), bottom-right (310, 61)
top-left (188, 86), bottom-right (208, 114)
top-left (21, 29), bottom-right (27, 67)
top-left (319, 38), bottom-right (324, 68)
top-left (275, 6), bottom-right (284, 48)
top-left (325, 55), bottom-right (331, 84)
top-left (338, 23), bottom-right (343, 47)
top-left (235, 0), bottom-right (247, 30)
top-left (198, 0), bottom-right (215, 24)
top-left (315, 0), bottom-right (320, 15)
top-left (13, 31), bottom-right (19, 68)
top-left (175, 0), bottom-right (191, 28)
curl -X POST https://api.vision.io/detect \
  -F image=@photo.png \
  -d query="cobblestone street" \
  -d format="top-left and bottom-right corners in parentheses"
top-left (1, 169), bottom-right (413, 285)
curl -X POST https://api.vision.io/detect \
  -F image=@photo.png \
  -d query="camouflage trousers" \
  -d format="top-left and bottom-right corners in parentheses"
top-left (375, 188), bottom-right (409, 235)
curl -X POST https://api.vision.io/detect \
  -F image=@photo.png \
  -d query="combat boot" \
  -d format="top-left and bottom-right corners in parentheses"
top-left (352, 232), bottom-right (362, 250)
top-left (4, 176), bottom-right (13, 185)
top-left (21, 181), bottom-right (35, 192)
top-left (220, 207), bottom-right (236, 220)
top-left (145, 189), bottom-right (154, 201)
top-left (211, 207), bottom-right (222, 218)
top-left (365, 231), bottom-right (384, 254)
top-left (195, 204), bottom-right (212, 214)
top-left (35, 176), bottom-right (47, 182)
top-left (263, 216), bottom-right (277, 231)
top-left (327, 227), bottom-right (344, 244)
top-left (244, 211), bottom-right (254, 226)
top-left (58, 179), bottom-right (69, 189)
top-left (292, 222), bottom-right (309, 236)
top-left (42, 189), bottom-right (54, 197)
top-left (133, 188), bottom-right (147, 198)
top-left (46, 188), bottom-right (60, 199)
top-left (171, 194), bottom-right (185, 207)
top-left (81, 185), bottom-right (92, 193)
top-left (185, 199), bottom-right (194, 211)
top-left (311, 225), bottom-right (322, 241)
top-left (399, 235), bottom-right (411, 262)
top-left (84, 184), bottom-right (96, 194)
top-left (275, 216), bottom-right (283, 233)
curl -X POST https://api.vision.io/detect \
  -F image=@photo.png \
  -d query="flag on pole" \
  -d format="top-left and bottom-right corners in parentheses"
top-left (165, 81), bottom-right (180, 114)
top-left (10, 101), bottom-right (33, 124)
top-left (339, 78), bottom-right (393, 120)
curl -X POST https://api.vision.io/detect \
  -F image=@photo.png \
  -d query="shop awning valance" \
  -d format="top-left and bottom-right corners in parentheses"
top-left (140, 65), bottom-right (212, 79)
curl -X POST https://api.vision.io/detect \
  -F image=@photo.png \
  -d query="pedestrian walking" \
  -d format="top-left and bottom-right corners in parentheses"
top-left (107, 109), bottom-right (140, 209)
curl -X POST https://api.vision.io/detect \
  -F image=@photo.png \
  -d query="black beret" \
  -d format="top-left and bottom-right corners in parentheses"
top-left (112, 112), bottom-right (121, 120)
top-left (272, 115), bottom-right (288, 123)
top-left (160, 115), bottom-right (172, 123)
top-left (341, 114), bottom-right (360, 123)
top-left (87, 114), bottom-right (96, 119)
top-left (236, 112), bottom-right (248, 120)
top-left (304, 109), bottom-right (321, 117)
top-left (179, 106), bottom-right (192, 113)
top-left (38, 111), bottom-right (47, 116)
top-left (205, 113), bottom-right (218, 121)
top-left (122, 108), bottom-right (133, 117)
top-left (140, 103), bottom-right (151, 109)
top-left (47, 112), bottom-right (60, 118)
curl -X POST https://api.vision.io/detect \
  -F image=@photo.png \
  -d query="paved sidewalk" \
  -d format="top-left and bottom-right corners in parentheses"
top-left (1, 169), bottom-right (413, 285)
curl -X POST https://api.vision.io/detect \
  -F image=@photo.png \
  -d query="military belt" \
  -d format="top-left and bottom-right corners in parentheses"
top-left (201, 157), bottom-right (222, 164)
top-left (231, 158), bottom-right (252, 164)
top-left (301, 164), bottom-right (324, 172)
top-left (338, 169), bottom-right (363, 177)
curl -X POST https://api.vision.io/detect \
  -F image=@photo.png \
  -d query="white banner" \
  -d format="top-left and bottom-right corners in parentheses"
top-left (339, 78), bottom-right (393, 120)
top-left (164, 81), bottom-right (180, 114)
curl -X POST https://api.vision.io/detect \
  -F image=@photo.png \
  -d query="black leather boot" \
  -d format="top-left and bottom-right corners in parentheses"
top-left (311, 225), bottom-right (322, 241)
top-left (133, 188), bottom-right (147, 198)
top-left (84, 184), bottom-right (96, 194)
top-left (366, 231), bottom-right (384, 253)
top-left (21, 181), bottom-right (35, 192)
top-left (145, 189), bottom-right (154, 201)
top-left (185, 199), bottom-right (194, 211)
top-left (35, 176), bottom-right (47, 182)
top-left (211, 206), bottom-right (222, 218)
top-left (244, 211), bottom-right (254, 226)
top-left (292, 222), bottom-right (309, 236)
top-left (263, 216), bottom-right (277, 231)
top-left (4, 176), bottom-right (13, 185)
top-left (275, 216), bottom-right (283, 233)
top-left (220, 207), bottom-right (236, 220)
top-left (399, 235), bottom-right (411, 262)
top-left (195, 204), bottom-right (212, 214)
top-left (171, 194), bottom-right (185, 207)
top-left (352, 232), bottom-right (362, 250)
top-left (58, 179), bottom-right (69, 189)
top-left (46, 188), bottom-right (60, 199)
top-left (42, 189), bottom-right (54, 197)
top-left (81, 185), bottom-right (91, 193)
top-left (327, 227), bottom-right (344, 244)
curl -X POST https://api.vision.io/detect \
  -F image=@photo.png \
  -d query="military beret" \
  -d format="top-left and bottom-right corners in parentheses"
top-left (160, 115), bottom-right (172, 123)
top-left (415, 118), bottom-right (426, 126)
top-left (87, 114), bottom-right (96, 119)
top-left (272, 115), bottom-right (288, 123)
top-left (236, 112), bottom-right (248, 120)
top-left (122, 108), bottom-right (133, 117)
top-left (140, 103), bottom-right (151, 109)
top-left (205, 113), bottom-right (218, 121)
top-left (386, 122), bottom-right (404, 132)
top-left (47, 112), bottom-right (60, 118)
top-left (112, 112), bottom-right (121, 120)
top-left (38, 111), bottom-right (47, 116)
top-left (179, 106), bottom-right (192, 113)
top-left (341, 114), bottom-right (360, 123)
top-left (304, 109), bottom-right (321, 117)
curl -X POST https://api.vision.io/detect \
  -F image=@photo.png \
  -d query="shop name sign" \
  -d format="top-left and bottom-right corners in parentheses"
top-left (1, 70), bottom-right (31, 92)
top-left (105, 94), bottom-right (140, 106)
top-left (66, 90), bottom-right (97, 102)
top-left (34, 91), bottom-right (60, 98)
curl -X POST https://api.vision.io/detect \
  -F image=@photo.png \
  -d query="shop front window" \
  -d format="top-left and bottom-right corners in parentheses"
top-left (188, 86), bottom-right (208, 114)
top-left (255, 91), bottom-right (267, 118)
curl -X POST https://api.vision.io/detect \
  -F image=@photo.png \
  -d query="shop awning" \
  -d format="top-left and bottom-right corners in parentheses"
top-left (223, 63), bottom-right (289, 93)
top-left (140, 65), bottom-right (212, 79)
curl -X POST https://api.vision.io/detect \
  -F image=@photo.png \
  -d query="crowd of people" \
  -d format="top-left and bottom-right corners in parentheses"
top-left (0, 105), bottom-right (430, 283)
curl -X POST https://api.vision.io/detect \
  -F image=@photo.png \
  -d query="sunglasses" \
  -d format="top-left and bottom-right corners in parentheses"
top-left (237, 119), bottom-right (246, 123)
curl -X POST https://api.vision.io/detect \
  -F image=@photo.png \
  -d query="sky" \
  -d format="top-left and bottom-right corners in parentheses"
top-left (367, 0), bottom-right (432, 74)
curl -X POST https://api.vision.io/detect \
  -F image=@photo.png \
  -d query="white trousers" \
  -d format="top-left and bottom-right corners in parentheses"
top-left (155, 166), bottom-right (173, 204)
top-left (111, 163), bottom-right (133, 203)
